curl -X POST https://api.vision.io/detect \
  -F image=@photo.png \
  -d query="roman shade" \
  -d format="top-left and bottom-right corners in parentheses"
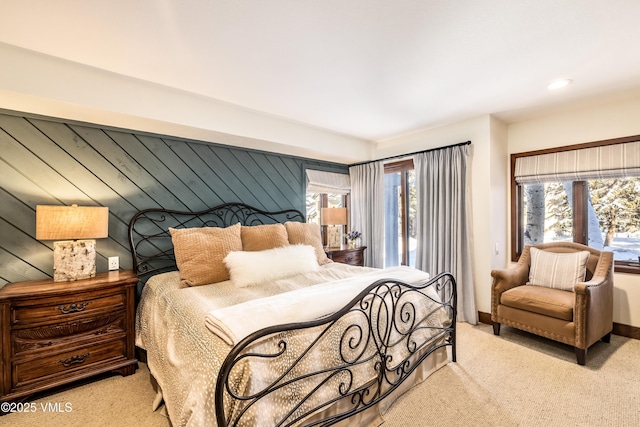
top-left (514, 140), bottom-right (640, 184)
top-left (306, 169), bottom-right (351, 194)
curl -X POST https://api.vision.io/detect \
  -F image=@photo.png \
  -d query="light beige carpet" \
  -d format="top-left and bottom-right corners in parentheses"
top-left (3, 323), bottom-right (639, 426)
top-left (384, 323), bottom-right (640, 426)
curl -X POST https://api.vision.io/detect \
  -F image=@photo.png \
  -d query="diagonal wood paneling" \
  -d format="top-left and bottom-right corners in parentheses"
top-left (0, 111), bottom-right (348, 286)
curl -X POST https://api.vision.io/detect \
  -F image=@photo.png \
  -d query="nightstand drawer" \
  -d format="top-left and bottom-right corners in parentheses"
top-left (325, 246), bottom-right (367, 267)
top-left (12, 312), bottom-right (126, 357)
top-left (14, 338), bottom-right (127, 387)
top-left (338, 252), bottom-right (361, 264)
top-left (11, 292), bottom-right (125, 326)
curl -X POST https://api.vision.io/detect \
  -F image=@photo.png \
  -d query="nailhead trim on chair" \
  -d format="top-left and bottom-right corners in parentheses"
top-left (495, 316), bottom-right (576, 347)
top-left (574, 292), bottom-right (587, 349)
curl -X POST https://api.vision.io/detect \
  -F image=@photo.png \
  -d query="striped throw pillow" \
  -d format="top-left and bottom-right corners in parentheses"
top-left (527, 247), bottom-right (590, 292)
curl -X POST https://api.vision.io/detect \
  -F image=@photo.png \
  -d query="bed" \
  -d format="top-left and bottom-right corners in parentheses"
top-left (128, 202), bottom-right (456, 426)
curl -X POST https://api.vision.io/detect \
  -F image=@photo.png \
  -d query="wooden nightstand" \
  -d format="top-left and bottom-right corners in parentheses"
top-left (0, 270), bottom-right (138, 404)
top-left (324, 246), bottom-right (367, 267)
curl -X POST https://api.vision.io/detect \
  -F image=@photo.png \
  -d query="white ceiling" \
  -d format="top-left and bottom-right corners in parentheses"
top-left (2, 0), bottom-right (640, 143)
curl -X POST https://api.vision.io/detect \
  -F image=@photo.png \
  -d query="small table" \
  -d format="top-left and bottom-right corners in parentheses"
top-left (324, 246), bottom-right (367, 267)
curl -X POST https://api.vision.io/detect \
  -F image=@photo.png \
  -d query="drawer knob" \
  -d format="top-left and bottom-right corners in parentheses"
top-left (60, 353), bottom-right (90, 367)
top-left (58, 302), bottom-right (90, 314)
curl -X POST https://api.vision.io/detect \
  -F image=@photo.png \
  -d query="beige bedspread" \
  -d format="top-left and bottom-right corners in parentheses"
top-left (135, 263), bottom-right (449, 427)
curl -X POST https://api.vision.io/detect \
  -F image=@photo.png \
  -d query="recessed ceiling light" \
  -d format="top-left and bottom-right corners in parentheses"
top-left (547, 79), bottom-right (573, 90)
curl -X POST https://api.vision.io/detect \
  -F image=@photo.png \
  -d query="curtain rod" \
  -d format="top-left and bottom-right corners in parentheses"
top-left (348, 140), bottom-right (471, 167)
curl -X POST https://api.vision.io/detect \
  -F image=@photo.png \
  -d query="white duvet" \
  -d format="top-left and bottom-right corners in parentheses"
top-left (205, 266), bottom-right (431, 345)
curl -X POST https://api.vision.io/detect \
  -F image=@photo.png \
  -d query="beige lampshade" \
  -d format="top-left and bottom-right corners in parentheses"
top-left (320, 207), bottom-right (347, 226)
top-left (36, 205), bottom-right (109, 240)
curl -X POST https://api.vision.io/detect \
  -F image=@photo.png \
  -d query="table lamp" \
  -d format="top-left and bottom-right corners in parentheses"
top-left (320, 207), bottom-right (347, 248)
top-left (36, 204), bottom-right (109, 282)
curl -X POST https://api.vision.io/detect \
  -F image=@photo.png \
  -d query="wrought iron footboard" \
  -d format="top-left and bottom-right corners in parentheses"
top-left (215, 272), bottom-right (457, 427)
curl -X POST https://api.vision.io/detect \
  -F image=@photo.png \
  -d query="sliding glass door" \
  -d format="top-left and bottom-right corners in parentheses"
top-left (384, 160), bottom-right (416, 267)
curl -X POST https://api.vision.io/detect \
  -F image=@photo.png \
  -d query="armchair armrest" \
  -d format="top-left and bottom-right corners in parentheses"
top-left (574, 251), bottom-right (614, 349)
top-left (575, 249), bottom-right (614, 296)
top-left (490, 246), bottom-right (533, 322)
top-left (490, 263), bottom-right (529, 321)
top-left (491, 265), bottom-right (528, 293)
top-left (574, 277), bottom-right (607, 294)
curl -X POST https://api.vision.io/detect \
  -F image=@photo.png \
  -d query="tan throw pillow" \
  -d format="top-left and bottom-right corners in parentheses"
top-left (284, 221), bottom-right (331, 265)
top-left (169, 223), bottom-right (242, 286)
top-left (527, 247), bottom-right (590, 292)
top-left (241, 223), bottom-right (289, 251)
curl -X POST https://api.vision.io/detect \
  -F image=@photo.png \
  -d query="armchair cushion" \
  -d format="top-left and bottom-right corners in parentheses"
top-left (501, 285), bottom-right (574, 321)
top-left (528, 247), bottom-right (590, 291)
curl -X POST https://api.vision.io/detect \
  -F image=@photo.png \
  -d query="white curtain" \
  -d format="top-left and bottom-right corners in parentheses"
top-left (414, 144), bottom-right (477, 324)
top-left (349, 161), bottom-right (384, 268)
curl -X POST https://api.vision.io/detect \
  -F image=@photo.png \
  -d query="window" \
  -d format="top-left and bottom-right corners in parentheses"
top-left (512, 136), bottom-right (640, 273)
top-left (305, 169), bottom-right (350, 244)
top-left (384, 160), bottom-right (416, 267)
top-left (306, 193), bottom-right (345, 225)
top-left (520, 182), bottom-right (574, 245)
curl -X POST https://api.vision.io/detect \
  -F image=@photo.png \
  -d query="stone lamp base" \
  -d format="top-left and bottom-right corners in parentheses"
top-left (53, 240), bottom-right (97, 282)
top-left (327, 226), bottom-right (343, 248)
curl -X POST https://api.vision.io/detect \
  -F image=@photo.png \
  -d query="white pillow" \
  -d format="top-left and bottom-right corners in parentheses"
top-left (223, 244), bottom-right (320, 287)
top-left (527, 247), bottom-right (590, 292)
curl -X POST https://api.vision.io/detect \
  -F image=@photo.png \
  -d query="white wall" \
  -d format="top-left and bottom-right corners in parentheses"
top-left (490, 116), bottom-right (509, 273)
top-left (374, 115), bottom-right (509, 318)
top-left (0, 43), bottom-right (373, 164)
top-left (508, 96), bottom-right (640, 328)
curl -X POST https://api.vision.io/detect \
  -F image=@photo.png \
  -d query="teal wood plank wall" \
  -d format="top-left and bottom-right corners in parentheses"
top-left (0, 111), bottom-right (348, 286)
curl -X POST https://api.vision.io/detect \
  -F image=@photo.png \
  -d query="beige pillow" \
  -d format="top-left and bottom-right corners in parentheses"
top-left (284, 221), bottom-right (331, 265)
top-left (169, 223), bottom-right (242, 286)
top-left (241, 223), bottom-right (289, 251)
top-left (527, 247), bottom-right (590, 292)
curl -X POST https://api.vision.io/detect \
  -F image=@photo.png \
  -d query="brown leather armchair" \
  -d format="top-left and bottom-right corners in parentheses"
top-left (491, 242), bottom-right (614, 365)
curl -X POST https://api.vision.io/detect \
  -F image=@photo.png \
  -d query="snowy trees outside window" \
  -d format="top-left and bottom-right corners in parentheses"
top-left (521, 177), bottom-right (640, 262)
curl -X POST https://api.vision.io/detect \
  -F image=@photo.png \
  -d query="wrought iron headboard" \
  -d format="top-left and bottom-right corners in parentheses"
top-left (127, 202), bottom-right (305, 281)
